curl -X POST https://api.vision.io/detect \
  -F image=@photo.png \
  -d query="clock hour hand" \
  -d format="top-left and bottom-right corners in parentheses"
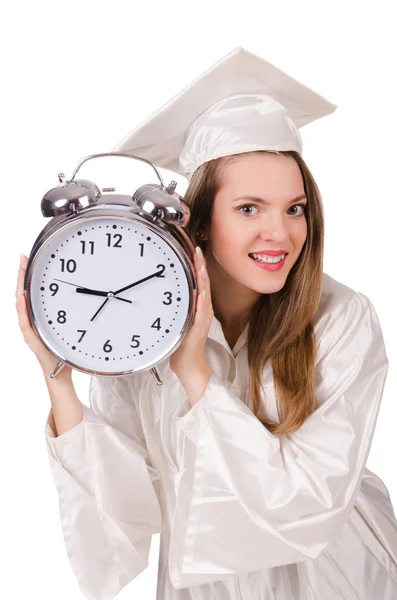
top-left (53, 279), bottom-right (132, 304)
top-left (77, 288), bottom-right (133, 304)
top-left (76, 287), bottom-right (108, 297)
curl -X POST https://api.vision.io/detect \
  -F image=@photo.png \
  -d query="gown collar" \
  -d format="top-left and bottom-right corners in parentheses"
top-left (208, 315), bottom-right (248, 358)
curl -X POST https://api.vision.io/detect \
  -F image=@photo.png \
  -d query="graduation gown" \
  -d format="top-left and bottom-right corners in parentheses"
top-left (44, 272), bottom-right (397, 599)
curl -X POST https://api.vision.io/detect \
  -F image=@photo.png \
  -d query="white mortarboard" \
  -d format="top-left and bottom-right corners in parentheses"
top-left (112, 46), bottom-right (337, 181)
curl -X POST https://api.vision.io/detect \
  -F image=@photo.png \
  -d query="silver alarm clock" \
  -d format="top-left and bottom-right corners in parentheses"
top-left (24, 153), bottom-right (198, 385)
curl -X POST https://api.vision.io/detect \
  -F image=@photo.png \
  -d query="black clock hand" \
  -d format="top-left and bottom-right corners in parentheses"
top-left (75, 287), bottom-right (108, 297)
top-left (113, 267), bottom-right (165, 296)
top-left (76, 288), bottom-right (108, 297)
top-left (53, 279), bottom-right (132, 304)
top-left (91, 298), bottom-right (109, 322)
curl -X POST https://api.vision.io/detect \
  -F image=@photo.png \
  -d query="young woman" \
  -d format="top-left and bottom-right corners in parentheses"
top-left (15, 48), bottom-right (397, 599)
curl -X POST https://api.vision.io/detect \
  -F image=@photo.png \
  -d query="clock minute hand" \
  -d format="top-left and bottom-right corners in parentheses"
top-left (113, 268), bottom-right (164, 296)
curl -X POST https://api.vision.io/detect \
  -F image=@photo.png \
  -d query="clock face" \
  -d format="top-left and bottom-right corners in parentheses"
top-left (28, 215), bottom-right (192, 374)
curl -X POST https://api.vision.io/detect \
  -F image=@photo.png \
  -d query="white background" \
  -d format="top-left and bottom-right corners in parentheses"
top-left (2, 0), bottom-right (396, 598)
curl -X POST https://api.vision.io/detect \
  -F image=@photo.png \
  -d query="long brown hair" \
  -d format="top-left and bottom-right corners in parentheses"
top-left (183, 150), bottom-right (324, 436)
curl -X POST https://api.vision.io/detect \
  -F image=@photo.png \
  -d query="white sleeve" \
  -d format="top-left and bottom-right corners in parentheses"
top-left (168, 292), bottom-right (389, 590)
top-left (44, 373), bottom-right (162, 600)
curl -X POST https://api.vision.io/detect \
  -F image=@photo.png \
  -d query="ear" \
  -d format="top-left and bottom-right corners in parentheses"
top-left (197, 227), bottom-right (208, 241)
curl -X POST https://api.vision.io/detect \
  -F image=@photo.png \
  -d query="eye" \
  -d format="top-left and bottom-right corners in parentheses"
top-left (238, 203), bottom-right (307, 217)
top-left (238, 204), bottom-right (259, 216)
top-left (289, 203), bottom-right (307, 216)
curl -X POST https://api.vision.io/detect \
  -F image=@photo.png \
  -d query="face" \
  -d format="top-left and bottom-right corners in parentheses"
top-left (204, 152), bottom-right (308, 297)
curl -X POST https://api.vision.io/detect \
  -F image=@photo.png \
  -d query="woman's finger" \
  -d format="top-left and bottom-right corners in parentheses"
top-left (196, 258), bottom-right (212, 307)
top-left (192, 261), bottom-right (213, 334)
top-left (16, 288), bottom-right (37, 345)
top-left (15, 257), bottom-right (41, 349)
top-left (16, 262), bottom-right (24, 298)
top-left (197, 253), bottom-right (211, 294)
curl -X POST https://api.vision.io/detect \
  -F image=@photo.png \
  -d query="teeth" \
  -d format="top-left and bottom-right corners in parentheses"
top-left (251, 253), bottom-right (285, 264)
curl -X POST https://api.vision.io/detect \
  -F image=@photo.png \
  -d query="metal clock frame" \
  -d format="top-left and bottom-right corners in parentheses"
top-left (24, 153), bottom-right (198, 385)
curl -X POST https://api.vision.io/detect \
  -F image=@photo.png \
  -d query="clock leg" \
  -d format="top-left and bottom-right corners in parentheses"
top-left (50, 360), bottom-right (66, 379)
top-left (150, 368), bottom-right (163, 386)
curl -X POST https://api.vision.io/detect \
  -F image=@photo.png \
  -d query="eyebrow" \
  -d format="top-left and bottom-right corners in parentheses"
top-left (232, 194), bottom-right (307, 205)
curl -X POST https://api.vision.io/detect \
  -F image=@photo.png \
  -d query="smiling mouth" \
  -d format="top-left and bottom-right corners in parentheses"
top-left (248, 253), bottom-right (288, 263)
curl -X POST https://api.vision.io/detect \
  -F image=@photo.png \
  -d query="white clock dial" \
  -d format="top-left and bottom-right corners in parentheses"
top-left (29, 215), bottom-right (191, 374)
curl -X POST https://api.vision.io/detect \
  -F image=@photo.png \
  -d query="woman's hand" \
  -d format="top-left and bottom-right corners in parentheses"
top-left (170, 246), bottom-right (214, 404)
top-left (16, 254), bottom-right (73, 382)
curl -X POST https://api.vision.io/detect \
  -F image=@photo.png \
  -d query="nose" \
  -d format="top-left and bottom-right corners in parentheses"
top-left (258, 210), bottom-right (289, 243)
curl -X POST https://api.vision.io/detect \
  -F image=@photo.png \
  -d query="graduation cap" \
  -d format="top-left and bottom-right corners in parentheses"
top-left (112, 46), bottom-right (337, 181)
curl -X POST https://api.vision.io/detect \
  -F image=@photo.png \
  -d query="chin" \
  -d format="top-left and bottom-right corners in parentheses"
top-left (253, 279), bottom-right (287, 294)
top-left (231, 273), bottom-right (288, 295)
